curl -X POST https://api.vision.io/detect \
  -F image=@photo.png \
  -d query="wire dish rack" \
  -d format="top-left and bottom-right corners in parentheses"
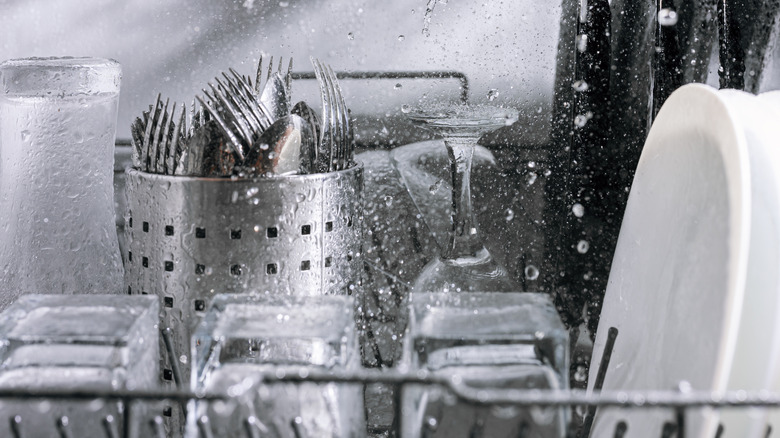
top-left (3, 368), bottom-right (780, 438)
top-left (45, 73), bottom-right (776, 438)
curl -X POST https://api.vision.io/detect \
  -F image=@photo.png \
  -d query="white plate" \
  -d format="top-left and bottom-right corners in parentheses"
top-left (588, 84), bottom-right (752, 437)
top-left (755, 90), bottom-right (780, 437)
top-left (716, 89), bottom-right (780, 438)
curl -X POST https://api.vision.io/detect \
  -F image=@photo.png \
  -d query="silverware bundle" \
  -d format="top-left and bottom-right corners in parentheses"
top-left (130, 57), bottom-right (355, 177)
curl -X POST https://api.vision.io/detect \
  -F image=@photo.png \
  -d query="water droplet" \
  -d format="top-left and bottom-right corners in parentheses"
top-left (543, 169), bottom-right (552, 177)
top-left (20, 130), bottom-right (30, 142)
top-left (296, 193), bottom-right (306, 203)
top-left (347, 32), bottom-right (355, 40)
top-left (576, 34), bottom-right (588, 52)
top-left (574, 365), bottom-right (587, 382)
top-left (394, 83), bottom-right (403, 90)
top-left (658, 8), bottom-right (678, 26)
top-left (526, 172), bottom-right (537, 185)
top-left (572, 203), bottom-right (585, 217)
top-left (425, 416), bottom-right (439, 430)
top-left (384, 195), bottom-right (393, 207)
top-left (572, 80), bottom-right (589, 92)
top-left (574, 114), bottom-right (589, 128)
top-left (524, 265), bottom-right (540, 280)
top-left (527, 161), bottom-right (536, 169)
top-left (577, 240), bottom-right (590, 254)
top-left (505, 208), bottom-right (515, 221)
top-left (534, 330), bottom-right (545, 339)
top-left (253, 225), bottom-right (261, 233)
top-left (401, 104), bottom-right (411, 114)
top-left (487, 89), bottom-right (500, 101)
top-left (398, 35), bottom-right (406, 41)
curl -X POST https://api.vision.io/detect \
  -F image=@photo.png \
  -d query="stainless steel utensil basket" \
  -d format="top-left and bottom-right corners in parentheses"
top-left (123, 164), bottom-right (363, 385)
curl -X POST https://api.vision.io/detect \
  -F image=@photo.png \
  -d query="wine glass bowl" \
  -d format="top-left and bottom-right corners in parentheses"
top-left (406, 103), bottom-right (520, 293)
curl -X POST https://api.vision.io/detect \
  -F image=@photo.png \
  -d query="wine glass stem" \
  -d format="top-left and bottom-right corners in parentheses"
top-left (442, 137), bottom-right (487, 260)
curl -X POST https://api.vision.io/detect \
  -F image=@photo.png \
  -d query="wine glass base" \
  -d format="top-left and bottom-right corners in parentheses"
top-left (411, 250), bottom-right (521, 293)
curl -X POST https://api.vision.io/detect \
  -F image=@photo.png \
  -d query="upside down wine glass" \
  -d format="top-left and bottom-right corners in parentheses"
top-left (407, 104), bottom-right (520, 293)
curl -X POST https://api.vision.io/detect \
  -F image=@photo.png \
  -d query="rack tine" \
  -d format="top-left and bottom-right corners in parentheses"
top-left (714, 424), bottom-right (724, 438)
top-left (56, 416), bottom-right (72, 438)
top-left (197, 415), bottom-right (215, 438)
top-left (151, 416), bottom-right (166, 438)
top-left (243, 416), bottom-right (268, 438)
top-left (9, 415), bottom-right (21, 438)
top-left (291, 417), bottom-right (306, 438)
top-left (613, 421), bottom-right (627, 438)
top-left (102, 414), bottom-right (118, 438)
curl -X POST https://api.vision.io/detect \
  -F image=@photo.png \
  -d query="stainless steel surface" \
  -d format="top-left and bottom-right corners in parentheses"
top-left (123, 164), bottom-right (363, 388)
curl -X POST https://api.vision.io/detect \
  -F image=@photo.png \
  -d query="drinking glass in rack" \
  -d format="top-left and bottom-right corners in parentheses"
top-left (401, 292), bottom-right (569, 438)
top-left (188, 294), bottom-right (365, 438)
top-left (0, 294), bottom-right (159, 437)
top-left (0, 57), bottom-right (124, 309)
top-left (406, 104), bottom-right (520, 293)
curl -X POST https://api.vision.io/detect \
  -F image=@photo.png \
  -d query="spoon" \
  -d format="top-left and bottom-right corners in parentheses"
top-left (292, 101), bottom-right (321, 169)
top-left (242, 114), bottom-right (315, 176)
top-left (260, 72), bottom-right (290, 122)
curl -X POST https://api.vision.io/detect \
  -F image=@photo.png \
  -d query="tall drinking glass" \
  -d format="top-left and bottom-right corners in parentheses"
top-left (407, 104), bottom-right (520, 293)
top-left (0, 57), bottom-right (124, 307)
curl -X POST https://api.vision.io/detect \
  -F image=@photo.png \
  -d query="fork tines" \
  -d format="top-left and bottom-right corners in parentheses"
top-left (131, 93), bottom-right (188, 175)
top-left (311, 57), bottom-right (354, 172)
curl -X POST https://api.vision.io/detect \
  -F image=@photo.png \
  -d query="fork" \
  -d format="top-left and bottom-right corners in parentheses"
top-left (199, 72), bottom-right (275, 161)
top-left (130, 94), bottom-right (187, 175)
top-left (311, 58), bottom-right (353, 172)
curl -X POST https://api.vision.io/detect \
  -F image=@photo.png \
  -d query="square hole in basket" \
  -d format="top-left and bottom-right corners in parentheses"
top-left (194, 300), bottom-right (206, 312)
top-left (347, 254), bottom-right (353, 262)
top-left (325, 256), bottom-right (332, 267)
top-left (266, 263), bottom-right (278, 275)
top-left (163, 369), bottom-right (173, 381)
top-left (347, 216), bottom-right (353, 227)
top-left (195, 264), bottom-right (205, 275)
top-left (164, 297), bottom-right (173, 308)
top-left (195, 227), bottom-right (206, 238)
top-left (142, 257), bottom-right (149, 268)
top-left (164, 261), bottom-right (174, 272)
top-left (231, 229), bottom-right (241, 240)
top-left (165, 225), bottom-right (174, 236)
top-left (142, 221), bottom-right (149, 232)
top-left (231, 265), bottom-right (242, 276)
top-left (325, 221), bottom-right (333, 232)
top-left (128, 217), bottom-right (133, 228)
top-left (301, 224), bottom-right (311, 235)
top-left (127, 286), bottom-right (132, 295)
top-left (128, 251), bottom-right (132, 262)
top-left (163, 406), bottom-right (172, 417)
top-left (141, 291), bottom-right (148, 295)
top-left (300, 260), bottom-right (311, 271)
top-left (267, 227), bottom-right (278, 238)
